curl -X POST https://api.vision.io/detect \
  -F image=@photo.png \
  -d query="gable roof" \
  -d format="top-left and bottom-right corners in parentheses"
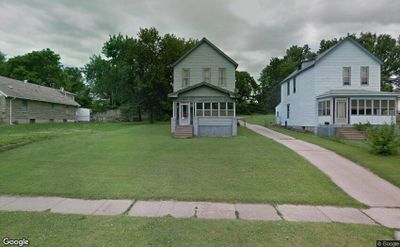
top-left (280, 37), bottom-right (383, 84)
top-left (0, 76), bottom-right (80, 106)
top-left (168, 81), bottom-right (236, 98)
top-left (172, 37), bottom-right (238, 68)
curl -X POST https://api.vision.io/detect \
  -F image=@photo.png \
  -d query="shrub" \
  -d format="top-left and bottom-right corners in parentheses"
top-left (367, 124), bottom-right (400, 155)
top-left (354, 122), bottom-right (372, 132)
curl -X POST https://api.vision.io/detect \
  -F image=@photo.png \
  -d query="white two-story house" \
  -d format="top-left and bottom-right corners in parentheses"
top-left (275, 37), bottom-right (399, 135)
top-left (168, 38), bottom-right (238, 137)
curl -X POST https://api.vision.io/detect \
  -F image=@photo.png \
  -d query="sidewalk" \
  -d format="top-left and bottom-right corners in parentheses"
top-left (242, 121), bottom-right (400, 208)
top-left (1, 194), bottom-right (400, 231)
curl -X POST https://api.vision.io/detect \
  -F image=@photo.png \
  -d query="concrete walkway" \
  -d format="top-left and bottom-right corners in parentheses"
top-left (242, 122), bottom-right (400, 208)
top-left (3, 194), bottom-right (400, 230)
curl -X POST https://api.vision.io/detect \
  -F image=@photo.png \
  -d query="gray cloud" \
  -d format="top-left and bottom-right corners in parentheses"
top-left (1, 0), bottom-right (399, 80)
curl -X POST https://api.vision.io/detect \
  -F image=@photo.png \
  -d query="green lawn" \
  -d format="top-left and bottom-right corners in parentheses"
top-left (0, 122), bottom-right (360, 206)
top-left (0, 212), bottom-right (394, 247)
top-left (240, 114), bottom-right (400, 188)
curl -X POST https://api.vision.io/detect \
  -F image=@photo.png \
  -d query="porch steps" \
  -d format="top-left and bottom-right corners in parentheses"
top-left (175, 125), bottom-right (193, 138)
top-left (336, 128), bottom-right (366, 140)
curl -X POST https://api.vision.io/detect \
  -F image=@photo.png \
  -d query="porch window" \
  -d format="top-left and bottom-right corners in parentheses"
top-left (365, 100), bottom-right (372, 115)
top-left (211, 103), bottom-right (218, 116)
top-left (360, 66), bottom-right (369, 85)
top-left (318, 100), bottom-right (330, 116)
top-left (389, 100), bottom-right (395, 115)
top-left (196, 102), bottom-right (203, 117)
top-left (373, 100), bottom-right (380, 115)
top-left (227, 102), bottom-right (234, 116)
top-left (318, 102), bottom-right (324, 116)
top-left (204, 103), bottom-right (211, 116)
top-left (218, 68), bottom-right (226, 86)
top-left (343, 67), bottom-right (351, 85)
top-left (219, 102), bottom-right (227, 116)
top-left (381, 100), bottom-right (388, 115)
top-left (351, 100), bottom-right (358, 115)
top-left (203, 68), bottom-right (211, 83)
top-left (182, 69), bottom-right (190, 86)
top-left (358, 100), bottom-right (365, 115)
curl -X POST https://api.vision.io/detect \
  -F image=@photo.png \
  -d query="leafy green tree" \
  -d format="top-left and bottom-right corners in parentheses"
top-left (1, 49), bottom-right (64, 87)
top-left (258, 45), bottom-right (316, 112)
top-left (235, 71), bottom-right (259, 114)
top-left (84, 27), bottom-right (196, 122)
top-left (235, 71), bottom-right (258, 102)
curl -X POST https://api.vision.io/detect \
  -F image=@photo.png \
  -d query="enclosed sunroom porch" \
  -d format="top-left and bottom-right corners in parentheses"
top-left (168, 82), bottom-right (237, 137)
top-left (316, 90), bottom-right (399, 126)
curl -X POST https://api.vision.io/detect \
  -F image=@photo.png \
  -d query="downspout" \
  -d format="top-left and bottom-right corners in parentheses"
top-left (9, 97), bottom-right (16, 125)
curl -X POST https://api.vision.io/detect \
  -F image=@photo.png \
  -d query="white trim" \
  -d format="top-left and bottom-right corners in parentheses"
top-left (0, 90), bottom-right (7, 97)
top-left (179, 102), bottom-right (190, 125)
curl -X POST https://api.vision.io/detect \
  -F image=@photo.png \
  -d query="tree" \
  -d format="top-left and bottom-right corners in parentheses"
top-left (84, 27), bottom-right (196, 122)
top-left (258, 45), bottom-right (316, 112)
top-left (0, 51), bottom-right (5, 75)
top-left (0, 51), bottom-right (5, 63)
top-left (1, 49), bottom-right (64, 87)
top-left (235, 71), bottom-right (259, 114)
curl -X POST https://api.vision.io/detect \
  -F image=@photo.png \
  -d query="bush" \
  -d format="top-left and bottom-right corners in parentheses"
top-left (354, 122), bottom-right (372, 132)
top-left (367, 124), bottom-right (400, 155)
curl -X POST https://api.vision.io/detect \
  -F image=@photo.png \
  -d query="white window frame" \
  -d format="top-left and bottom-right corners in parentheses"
top-left (218, 68), bottom-right (226, 86)
top-left (182, 68), bottom-right (190, 86)
top-left (360, 66), bottom-right (369, 85)
top-left (203, 68), bottom-right (211, 83)
top-left (343, 67), bottom-right (351, 85)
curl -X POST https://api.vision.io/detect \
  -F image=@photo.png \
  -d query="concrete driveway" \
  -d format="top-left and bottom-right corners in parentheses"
top-left (242, 122), bottom-right (400, 208)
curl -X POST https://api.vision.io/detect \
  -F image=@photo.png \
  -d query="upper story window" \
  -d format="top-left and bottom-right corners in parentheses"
top-left (218, 68), bottom-right (226, 86)
top-left (287, 104), bottom-right (290, 119)
top-left (287, 81), bottom-right (290, 95)
top-left (203, 68), bottom-right (211, 83)
top-left (293, 77), bottom-right (296, 94)
top-left (360, 66), bottom-right (369, 85)
top-left (343, 67), bottom-right (351, 85)
top-left (182, 68), bottom-right (190, 87)
top-left (21, 100), bottom-right (28, 112)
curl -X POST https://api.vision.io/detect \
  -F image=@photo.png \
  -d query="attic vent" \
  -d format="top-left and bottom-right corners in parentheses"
top-left (8, 85), bottom-right (13, 89)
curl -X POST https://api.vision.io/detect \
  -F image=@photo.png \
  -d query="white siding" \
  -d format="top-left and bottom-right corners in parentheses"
top-left (276, 39), bottom-right (383, 128)
top-left (278, 68), bottom-right (316, 127)
top-left (314, 40), bottom-right (381, 96)
top-left (173, 43), bottom-right (236, 92)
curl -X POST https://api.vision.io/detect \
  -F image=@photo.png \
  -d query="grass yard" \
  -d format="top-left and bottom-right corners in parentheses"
top-left (0, 122), bottom-right (360, 206)
top-left (0, 211), bottom-right (394, 246)
top-left (240, 114), bottom-right (400, 188)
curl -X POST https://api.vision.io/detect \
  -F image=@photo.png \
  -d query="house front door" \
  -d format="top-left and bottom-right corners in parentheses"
top-left (179, 103), bottom-right (190, 125)
top-left (335, 99), bottom-right (347, 124)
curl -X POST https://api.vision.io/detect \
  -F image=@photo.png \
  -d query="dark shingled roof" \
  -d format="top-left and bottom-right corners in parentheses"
top-left (0, 76), bottom-right (80, 106)
top-left (172, 37), bottom-right (238, 68)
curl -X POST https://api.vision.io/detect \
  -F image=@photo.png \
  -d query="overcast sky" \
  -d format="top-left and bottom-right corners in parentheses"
top-left (1, 0), bottom-right (399, 80)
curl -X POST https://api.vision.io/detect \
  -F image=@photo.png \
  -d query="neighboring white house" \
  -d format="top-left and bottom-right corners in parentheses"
top-left (275, 37), bottom-right (399, 134)
top-left (168, 37), bottom-right (238, 137)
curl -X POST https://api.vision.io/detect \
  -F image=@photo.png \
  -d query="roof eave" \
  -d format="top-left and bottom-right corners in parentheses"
top-left (172, 37), bottom-right (239, 68)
